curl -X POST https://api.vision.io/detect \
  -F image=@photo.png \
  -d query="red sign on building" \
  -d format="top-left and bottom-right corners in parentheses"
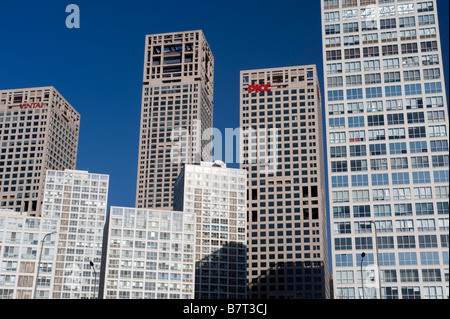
top-left (248, 84), bottom-right (271, 93)
top-left (20, 103), bottom-right (44, 109)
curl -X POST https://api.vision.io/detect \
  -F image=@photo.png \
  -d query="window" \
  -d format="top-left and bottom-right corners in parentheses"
top-left (330, 146), bottom-right (347, 158)
top-left (363, 46), bottom-right (379, 57)
top-left (433, 170), bottom-right (449, 184)
top-left (392, 172), bottom-right (410, 185)
top-left (367, 115), bottom-right (384, 126)
top-left (407, 112), bottom-right (425, 124)
top-left (325, 24), bottom-right (341, 35)
top-left (393, 188), bottom-right (411, 201)
top-left (391, 157), bottom-right (408, 169)
top-left (345, 61), bottom-right (361, 73)
top-left (409, 141), bottom-right (427, 153)
top-left (408, 127), bottom-right (426, 139)
top-left (388, 128), bottom-right (406, 140)
top-left (327, 63), bottom-right (343, 74)
top-left (326, 50), bottom-right (342, 61)
top-left (333, 191), bottom-right (349, 203)
top-left (373, 190), bottom-right (390, 202)
top-left (421, 41), bottom-right (438, 52)
top-left (419, 14), bottom-right (436, 26)
top-left (411, 156), bottom-right (429, 169)
top-left (414, 186), bottom-right (433, 199)
top-left (329, 103), bottom-right (345, 115)
top-left (386, 99), bottom-right (403, 111)
top-left (353, 205), bottom-right (370, 218)
top-left (368, 129), bottom-right (386, 141)
top-left (350, 159), bottom-right (368, 171)
top-left (426, 96), bottom-right (444, 108)
top-left (427, 110), bottom-right (445, 123)
top-left (387, 113), bottom-right (404, 125)
top-left (389, 142), bottom-right (407, 155)
top-left (343, 22), bottom-right (359, 33)
top-left (432, 155), bottom-right (449, 168)
top-left (397, 236), bottom-right (416, 249)
top-left (399, 17), bottom-right (416, 28)
top-left (347, 89), bottom-right (363, 100)
top-left (328, 90), bottom-right (344, 101)
top-left (329, 117), bottom-right (345, 129)
top-left (352, 190), bottom-right (370, 202)
top-left (401, 43), bottom-right (418, 54)
top-left (383, 58), bottom-right (400, 69)
top-left (372, 173), bottom-right (389, 186)
top-left (370, 143), bottom-right (387, 155)
top-left (348, 130), bottom-right (366, 143)
top-left (366, 101), bottom-right (383, 112)
top-left (347, 102), bottom-right (364, 114)
top-left (348, 116), bottom-right (364, 128)
top-left (366, 87), bottom-right (383, 98)
top-left (350, 145), bottom-right (366, 157)
top-left (395, 203), bottom-right (413, 215)
top-left (370, 158), bottom-right (388, 171)
top-left (423, 68), bottom-right (440, 80)
top-left (430, 140), bottom-right (448, 153)
top-left (351, 174), bottom-right (369, 187)
top-left (330, 132), bottom-right (346, 144)
top-left (385, 85), bottom-right (402, 97)
top-left (364, 60), bottom-right (380, 71)
top-left (328, 76), bottom-right (343, 88)
top-left (412, 171), bottom-right (431, 184)
top-left (428, 125), bottom-right (447, 137)
top-left (331, 161), bottom-right (348, 173)
top-left (405, 84), bottom-right (422, 96)
top-left (345, 75), bottom-right (361, 86)
top-left (332, 176), bottom-right (349, 188)
top-left (416, 203), bottom-right (434, 216)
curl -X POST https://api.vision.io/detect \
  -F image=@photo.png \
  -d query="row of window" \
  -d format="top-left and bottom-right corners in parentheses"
top-left (328, 82), bottom-right (442, 102)
top-left (334, 219), bottom-right (449, 234)
top-left (335, 251), bottom-right (448, 267)
top-left (332, 171), bottom-right (449, 188)
top-left (333, 201), bottom-right (449, 219)
top-left (327, 69), bottom-right (441, 88)
top-left (330, 140), bottom-right (449, 158)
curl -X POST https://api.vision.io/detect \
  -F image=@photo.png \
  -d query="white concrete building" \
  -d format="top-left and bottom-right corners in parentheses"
top-left (321, 0), bottom-right (449, 299)
top-left (0, 209), bottom-right (59, 299)
top-left (99, 208), bottom-right (196, 299)
top-left (174, 161), bottom-right (247, 299)
top-left (41, 170), bottom-right (109, 299)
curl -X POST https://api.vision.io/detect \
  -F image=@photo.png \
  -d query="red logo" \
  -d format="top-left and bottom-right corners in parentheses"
top-left (248, 84), bottom-right (271, 93)
top-left (20, 103), bottom-right (44, 109)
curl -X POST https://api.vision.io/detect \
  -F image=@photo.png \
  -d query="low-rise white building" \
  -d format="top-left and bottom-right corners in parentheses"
top-left (99, 207), bottom-right (196, 299)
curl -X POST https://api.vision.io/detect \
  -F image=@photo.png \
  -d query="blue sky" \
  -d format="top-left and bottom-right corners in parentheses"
top-left (0, 0), bottom-right (448, 213)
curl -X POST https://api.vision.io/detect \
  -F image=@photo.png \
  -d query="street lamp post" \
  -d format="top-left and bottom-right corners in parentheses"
top-left (34, 231), bottom-right (56, 299)
top-left (360, 252), bottom-right (366, 299)
top-left (89, 261), bottom-right (97, 299)
top-left (370, 220), bottom-right (382, 299)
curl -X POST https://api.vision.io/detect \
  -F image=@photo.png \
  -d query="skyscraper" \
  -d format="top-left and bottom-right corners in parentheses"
top-left (321, 0), bottom-right (449, 299)
top-left (136, 30), bottom-right (214, 210)
top-left (174, 161), bottom-right (248, 299)
top-left (0, 87), bottom-right (80, 216)
top-left (240, 65), bottom-right (330, 299)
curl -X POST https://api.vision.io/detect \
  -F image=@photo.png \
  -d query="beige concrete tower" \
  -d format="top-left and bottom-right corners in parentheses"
top-left (0, 87), bottom-right (80, 216)
top-left (136, 30), bottom-right (214, 210)
top-left (240, 65), bottom-right (330, 299)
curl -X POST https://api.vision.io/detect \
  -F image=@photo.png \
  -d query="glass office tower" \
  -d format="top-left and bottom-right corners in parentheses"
top-left (321, 0), bottom-right (449, 299)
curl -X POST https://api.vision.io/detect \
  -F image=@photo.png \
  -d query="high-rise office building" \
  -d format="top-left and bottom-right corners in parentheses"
top-left (41, 170), bottom-right (109, 299)
top-left (0, 87), bottom-right (80, 216)
top-left (321, 0), bottom-right (449, 299)
top-left (136, 30), bottom-right (214, 210)
top-left (174, 161), bottom-right (248, 299)
top-left (240, 66), bottom-right (330, 299)
top-left (99, 207), bottom-right (196, 299)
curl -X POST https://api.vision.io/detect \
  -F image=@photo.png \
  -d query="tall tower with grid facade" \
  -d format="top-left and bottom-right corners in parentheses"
top-left (240, 65), bottom-right (330, 299)
top-left (321, 0), bottom-right (449, 299)
top-left (0, 87), bottom-right (80, 216)
top-left (136, 30), bottom-right (214, 210)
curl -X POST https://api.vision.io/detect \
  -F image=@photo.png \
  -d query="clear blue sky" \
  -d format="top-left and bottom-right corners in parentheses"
top-left (1, 0), bottom-right (448, 212)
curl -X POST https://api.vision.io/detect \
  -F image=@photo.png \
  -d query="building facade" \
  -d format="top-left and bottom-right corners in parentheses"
top-left (321, 0), bottom-right (449, 299)
top-left (0, 209), bottom-right (59, 299)
top-left (240, 66), bottom-right (330, 299)
top-left (174, 161), bottom-right (247, 299)
top-left (0, 87), bottom-right (80, 216)
top-left (41, 170), bottom-right (109, 299)
top-left (99, 207), bottom-right (196, 299)
top-left (136, 30), bottom-right (214, 210)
